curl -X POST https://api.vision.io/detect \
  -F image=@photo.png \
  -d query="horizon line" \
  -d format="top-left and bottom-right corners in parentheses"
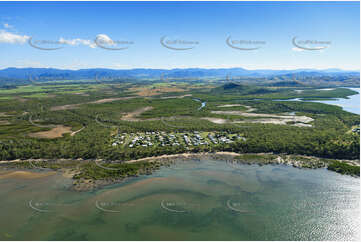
top-left (0, 66), bottom-right (359, 72)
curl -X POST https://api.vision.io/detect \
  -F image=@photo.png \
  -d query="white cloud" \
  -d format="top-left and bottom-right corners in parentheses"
top-left (0, 29), bottom-right (29, 44)
top-left (0, 30), bottom-right (111, 49)
top-left (95, 34), bottom-right (116, 46)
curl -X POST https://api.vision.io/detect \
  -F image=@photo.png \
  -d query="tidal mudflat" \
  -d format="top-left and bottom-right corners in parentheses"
top-left (0, 159), bottom-right (359, 241)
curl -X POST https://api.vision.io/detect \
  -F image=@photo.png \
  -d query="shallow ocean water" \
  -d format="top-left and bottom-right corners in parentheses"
top-left (0, 159), bottom-right (359, 240)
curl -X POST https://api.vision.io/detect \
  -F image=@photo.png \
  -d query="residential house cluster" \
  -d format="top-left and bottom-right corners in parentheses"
top-left (110, 131), bottom-right (246, 148)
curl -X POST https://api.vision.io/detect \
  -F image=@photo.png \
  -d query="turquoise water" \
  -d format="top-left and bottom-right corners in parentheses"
top-left (0, 159), bottom-right (359, 240)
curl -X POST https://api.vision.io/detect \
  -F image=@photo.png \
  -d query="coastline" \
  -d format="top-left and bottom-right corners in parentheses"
top-left (0, 152), bottom-right (359, 191)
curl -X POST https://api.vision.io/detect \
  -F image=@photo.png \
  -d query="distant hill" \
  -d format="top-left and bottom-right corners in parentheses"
top-left (222, 82), bottom-right (248, 90)
top-left (212, 82), bottom-right (276, 95)
top-left (0, 67), bottom-right (359, 81)
top-left (267, 80), bottom-right (306, 87)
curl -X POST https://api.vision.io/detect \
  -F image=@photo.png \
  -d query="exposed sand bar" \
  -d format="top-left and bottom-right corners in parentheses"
top-left (0, 170), bottom-right (56, 179)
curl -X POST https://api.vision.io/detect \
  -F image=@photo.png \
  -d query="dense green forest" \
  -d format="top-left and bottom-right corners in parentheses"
top-left (0, 81), bottom-right (359, 163)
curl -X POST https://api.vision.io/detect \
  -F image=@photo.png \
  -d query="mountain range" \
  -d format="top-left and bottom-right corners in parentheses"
top-left (0, 67), bottom-right (359, 81)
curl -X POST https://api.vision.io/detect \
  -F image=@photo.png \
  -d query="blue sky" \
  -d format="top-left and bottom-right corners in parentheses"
top-left (0, 1), bottom-right (359, 70)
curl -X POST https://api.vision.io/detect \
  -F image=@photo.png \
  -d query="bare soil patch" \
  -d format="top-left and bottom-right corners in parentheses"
top-left (29, 125), bottom-right (72, 139)
top-left (89, 97), bottom-right (134, 104)
top-left (201, 117), bottom-right (228, 124)
top-left (120, 106), bottom-right (155, 121)
top-left (50, 96), bottom-right (135, 111)
top-left (161, 94), bottom-right (192, 99)
top-left (212, 110), bottom-right (313, 121)
top-left (234, 118), bottom-right (304, 125)
top-left (72, 92), bottom-right (90, 96)
top-left (211, 104), bottom-right (313, 126)
top-left (217, 104), bottom-right (243, 108)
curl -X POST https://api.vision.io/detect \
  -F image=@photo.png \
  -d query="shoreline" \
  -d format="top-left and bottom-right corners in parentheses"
top-left (0, 152), bottom-right (359, 191)
top-left (1, 151), bottom-right (359, 166)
